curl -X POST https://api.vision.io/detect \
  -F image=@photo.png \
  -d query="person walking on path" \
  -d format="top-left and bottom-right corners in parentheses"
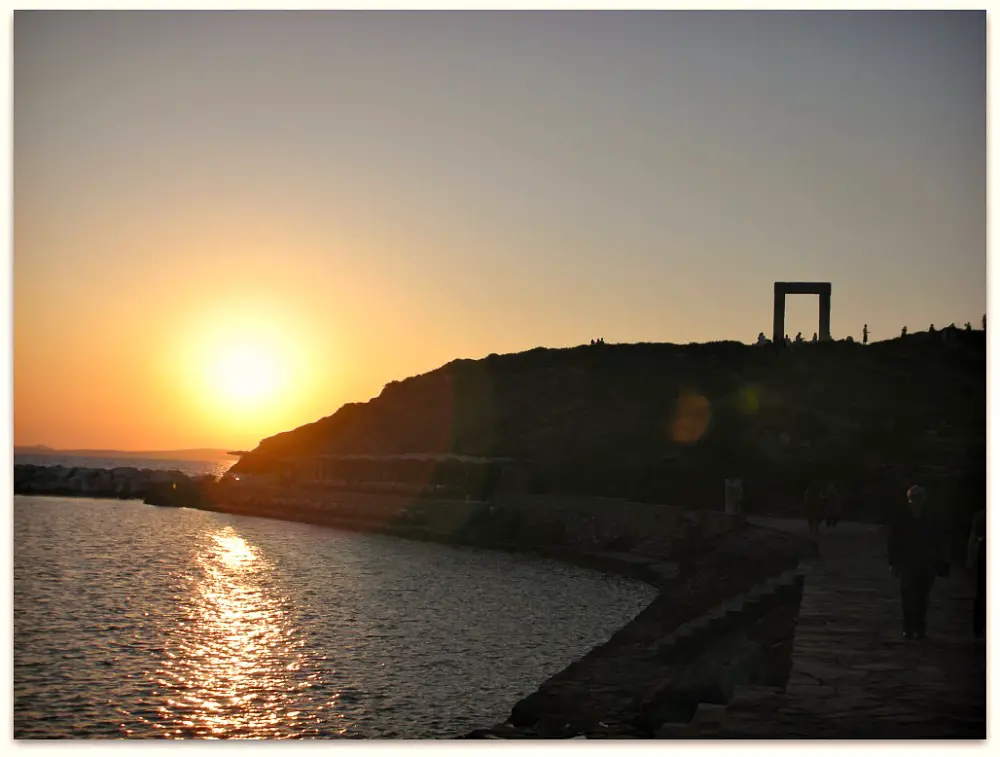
top-left (967, 508), bottom-right (986, 638)
top-left (888, 485), bottom-right (948, 639)
top-left (724, 477), bottom-right (744, 515)
top-left (822, 482), bottom-right (842, 528)
top-left (805, 482), bottom-right (823, 536)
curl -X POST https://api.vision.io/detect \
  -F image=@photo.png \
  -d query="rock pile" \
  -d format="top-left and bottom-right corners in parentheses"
top-left (13, 464), bottom-right (213, 507)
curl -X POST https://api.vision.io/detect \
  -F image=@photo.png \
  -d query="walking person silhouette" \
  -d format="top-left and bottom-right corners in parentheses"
top-left (967, 508), bottom-right (986, 639)
top-left (888, 486), bottom-right (948, 640)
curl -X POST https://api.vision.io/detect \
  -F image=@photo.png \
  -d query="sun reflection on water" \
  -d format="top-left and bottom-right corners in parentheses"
top-left (133, 527), bottom-right (328, 738)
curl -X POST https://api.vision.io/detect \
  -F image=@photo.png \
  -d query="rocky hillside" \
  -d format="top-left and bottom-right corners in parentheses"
top-left (235, 329), bottom-right (985, 526)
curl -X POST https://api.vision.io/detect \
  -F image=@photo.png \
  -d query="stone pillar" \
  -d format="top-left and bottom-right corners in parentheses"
top-left (773, 287), bottom-right (786, 344)
top-left (818, 292), bottom-right (831, 341)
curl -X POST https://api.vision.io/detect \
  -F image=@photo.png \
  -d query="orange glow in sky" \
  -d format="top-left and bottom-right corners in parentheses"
top-left (13, 12), bottom-right (986, 452)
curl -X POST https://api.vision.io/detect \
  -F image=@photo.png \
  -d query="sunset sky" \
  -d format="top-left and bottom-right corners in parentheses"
top-left (13, 10), bottom-right (987, 451)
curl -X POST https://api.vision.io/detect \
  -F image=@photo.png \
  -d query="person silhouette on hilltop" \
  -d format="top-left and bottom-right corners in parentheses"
top-left (863, 324), bottom-right (869, 345)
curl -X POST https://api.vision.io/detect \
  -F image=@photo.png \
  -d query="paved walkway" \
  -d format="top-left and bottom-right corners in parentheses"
top-left (715, 518), bottom-right (986, 738)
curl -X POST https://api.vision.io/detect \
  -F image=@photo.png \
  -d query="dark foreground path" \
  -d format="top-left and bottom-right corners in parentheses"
top-left (711, 518), bottom-right (986, 738)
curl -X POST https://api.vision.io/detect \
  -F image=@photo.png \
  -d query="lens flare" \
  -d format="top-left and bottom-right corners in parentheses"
top-left (671, 390), bottom-right (711, 443)
top-left (738, 385), bottom-right (760, 415)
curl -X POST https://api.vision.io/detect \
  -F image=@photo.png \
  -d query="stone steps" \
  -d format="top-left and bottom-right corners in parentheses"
top-left (657, 568), bottom-right (806, 653)
top-left (651, 566), bottom-right (807, 737)
top-left (654, 567), bottom-right (805, 664)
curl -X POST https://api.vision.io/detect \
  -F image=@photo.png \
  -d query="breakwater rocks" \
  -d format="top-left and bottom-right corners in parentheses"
top-left (13, 464), bottom-right (213, 507)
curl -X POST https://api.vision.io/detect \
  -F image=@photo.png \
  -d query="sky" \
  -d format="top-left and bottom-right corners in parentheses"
top-left (13, 10), bottom-right (987, 451)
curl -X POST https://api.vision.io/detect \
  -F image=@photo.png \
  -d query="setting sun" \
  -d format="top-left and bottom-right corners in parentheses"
top-left (191, 329), bottom-right (292, 419)
top-left (209, 343), bottom-right (281, 407)
top-left (160, 303), bottom-right (335, 447)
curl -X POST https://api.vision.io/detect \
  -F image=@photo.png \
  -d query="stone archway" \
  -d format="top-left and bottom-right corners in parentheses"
top-left (773, 281), bottom-right (831, 343)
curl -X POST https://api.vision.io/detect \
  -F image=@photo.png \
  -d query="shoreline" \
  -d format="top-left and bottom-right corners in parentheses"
top-left (14, 465), bottom-right (816, 738)
top-left (15, 488), bottom-right (678, 590)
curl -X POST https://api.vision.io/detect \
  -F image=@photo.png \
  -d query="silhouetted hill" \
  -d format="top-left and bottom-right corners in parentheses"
top-left (235, 330), bottom-right (985, 522)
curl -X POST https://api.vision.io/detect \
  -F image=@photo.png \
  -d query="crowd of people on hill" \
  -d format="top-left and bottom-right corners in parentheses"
top-left (754, 314), bottom-right (986, 346)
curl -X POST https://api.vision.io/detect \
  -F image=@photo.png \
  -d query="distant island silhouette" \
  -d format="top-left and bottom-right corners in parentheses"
top-left (14, 446), bottom-right (235, 462)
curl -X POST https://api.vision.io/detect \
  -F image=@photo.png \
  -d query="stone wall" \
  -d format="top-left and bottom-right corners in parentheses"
top-left (165, 479), bottom-right (744, 564)
top-left (493, 493), bottom-right (737, 556)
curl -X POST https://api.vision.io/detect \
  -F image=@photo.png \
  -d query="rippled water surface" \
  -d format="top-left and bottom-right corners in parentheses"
top-left (14, 496), bottom-right (654, 739)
